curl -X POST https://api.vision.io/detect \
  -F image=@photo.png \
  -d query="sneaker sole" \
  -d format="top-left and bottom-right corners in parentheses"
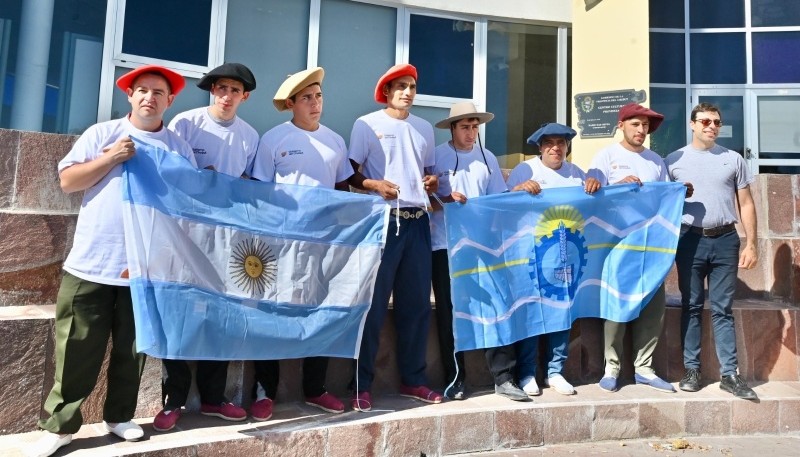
top-left (720, 385), bottom-right (758, 400)
top-left (637, 382), bottom-right (676, 393)
top-left (678, 383), bottom-right (700, 392)
top-left (152, 423), bottom-right (176, 432)
top-left (305, 401), bottom-right (344, 414)
top-left (352, 402), bottom-right (372, 412)
top-left (399, 393), bottom-right (442, 404)
top-left (251, 413), bottom-right (272, 421)
top-left (200, 412), bottom-right (247, 421)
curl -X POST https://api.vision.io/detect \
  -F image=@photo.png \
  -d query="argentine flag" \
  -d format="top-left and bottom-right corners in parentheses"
top-left (444, 183), bottom-right (685, 351)
top-left (122, 139), bottom-right (388, 360)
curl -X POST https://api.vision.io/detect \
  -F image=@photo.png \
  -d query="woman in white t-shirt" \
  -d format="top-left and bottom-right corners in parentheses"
top-left (506, 123), bottom-right (600, 397)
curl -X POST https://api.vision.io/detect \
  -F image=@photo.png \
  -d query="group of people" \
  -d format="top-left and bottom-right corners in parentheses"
top-left (29, 61), bottom-right (759, 457)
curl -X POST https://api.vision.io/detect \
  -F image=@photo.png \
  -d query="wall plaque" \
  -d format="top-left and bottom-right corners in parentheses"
top-left (574, 89), bottom-right (646, 138)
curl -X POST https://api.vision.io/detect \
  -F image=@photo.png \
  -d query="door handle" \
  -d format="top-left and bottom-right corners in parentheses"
top-left (744, 147), bottom-right (752, 159)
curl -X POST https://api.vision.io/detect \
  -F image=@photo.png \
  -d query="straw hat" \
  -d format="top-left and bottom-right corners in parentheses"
top-left (434, 102), bottom-right (494, 129)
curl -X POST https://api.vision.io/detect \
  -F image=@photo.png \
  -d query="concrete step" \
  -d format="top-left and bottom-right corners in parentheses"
top-left (2, 380), bottom-right (799, 456)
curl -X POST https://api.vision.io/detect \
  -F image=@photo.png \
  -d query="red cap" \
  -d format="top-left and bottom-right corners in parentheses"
top-left (617, 102), bottom-right (664, 133)
top-left (116, 64), bottom-right (186, 95)
top-left (374, 64), bottom-right (418, 104)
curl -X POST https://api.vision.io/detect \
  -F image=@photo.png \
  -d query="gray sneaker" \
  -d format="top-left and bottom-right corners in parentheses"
top-left (495, 380), bottom-right (532, 402)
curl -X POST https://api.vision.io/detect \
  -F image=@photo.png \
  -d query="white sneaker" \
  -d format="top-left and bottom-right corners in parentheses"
top-left (104, 420), bottom-right (144, 441)
top-left (27, 432), bottom-right (71, 457)
top-left (546, 374), bottom-right (576, 395)
top-left (519, 375), bottom-right (540, 396)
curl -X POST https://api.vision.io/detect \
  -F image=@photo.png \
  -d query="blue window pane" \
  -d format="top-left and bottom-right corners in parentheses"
top-left (753, 32), bottom-right (800, 83)
top-left (122, 0), bottom-right (211, 66)
top-left (409, 15), bottom-right (473, 99)
top-left (649, 0), bottom-right (684, 29)
top-left (650, 33), bottom-right (685, 84)
top-left (752, 0), bottom-right (800, 26)
top-left (690, 0), bottom-right (744, 28)
top-left (649, 88), bottom-right (687, 157)
top-left (690, 33), bottom-right (745, 84)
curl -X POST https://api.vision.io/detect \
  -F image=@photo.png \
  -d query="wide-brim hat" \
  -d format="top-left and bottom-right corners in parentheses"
top-left (116, 64), bottom-right (185, 95)
top-left (374, 63), bottom-right (417, 104)
top-left (617, 102), bottom-right (664, 133)
top-left (434, 102), bottom-right (494, 129)
top-left (273, 67), bottom-right (324, 112)
top-left (197, 63), bottom-right (256, 92)
top-left (527, 122), bottom-right (577, 145)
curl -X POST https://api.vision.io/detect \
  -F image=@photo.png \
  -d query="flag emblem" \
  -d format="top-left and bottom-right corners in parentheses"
top-left (229, 237), bottom-right (277, 296)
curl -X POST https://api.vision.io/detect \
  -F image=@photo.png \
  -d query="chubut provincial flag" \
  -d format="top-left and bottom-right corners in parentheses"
top-left (444, 183), bottom-right (685, 352)
top-left (122, 138), bottom-right (388, 360)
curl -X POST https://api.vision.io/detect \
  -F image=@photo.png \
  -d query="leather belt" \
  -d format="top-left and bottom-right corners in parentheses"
top-left (684, 223), bottom-right (736, 237)
top-left (391, 208), bottom-right (425, 220)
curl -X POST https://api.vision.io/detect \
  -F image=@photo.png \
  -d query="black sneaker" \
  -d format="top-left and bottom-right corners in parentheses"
top-left (444, 380), bottom-right (466, 400)
top-left (679, 368), bottom-right (701, 392)
top-left (495, 380), bottom-right (531, 402)
top-left (719, 375), bottom-right (758, 400)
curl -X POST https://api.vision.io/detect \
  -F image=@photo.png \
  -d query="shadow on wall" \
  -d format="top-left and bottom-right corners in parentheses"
top-left (585, 0), bottom-right (604, 11)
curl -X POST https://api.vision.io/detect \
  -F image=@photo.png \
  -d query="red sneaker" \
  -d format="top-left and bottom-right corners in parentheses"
top-left (351, 391), bottom-right (372, 412)
top-left (305, 392), bottom-right (345, 413)
top-left (200, 402), bottom-right (247, 421)
top-left (153, 407), bottom-right (181, 432)
top-left (399, 385), bottom-right (443, 404)
top-left (250, 398), bottom-right (273, 421)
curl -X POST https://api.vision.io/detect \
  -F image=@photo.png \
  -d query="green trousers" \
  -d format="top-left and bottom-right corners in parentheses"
top-left (38, 272), bottom-right (145, 434)
top-left (603, 284), bottom-right (666, 377)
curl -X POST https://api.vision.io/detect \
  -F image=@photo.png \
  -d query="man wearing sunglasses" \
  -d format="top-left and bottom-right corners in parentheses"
top-left (666, 103), bottom-right (758, 400)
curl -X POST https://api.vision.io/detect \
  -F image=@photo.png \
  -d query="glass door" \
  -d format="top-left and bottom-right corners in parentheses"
top-left (747, 89), bottom-right (800, 174)
top-left (690, 90), bottom-right (748, 164)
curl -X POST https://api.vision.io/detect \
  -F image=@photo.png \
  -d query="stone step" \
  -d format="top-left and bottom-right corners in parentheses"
top-left (1, 299), bottom-right (797, 437)
top-left (2, 380), bottom-right (799, 456)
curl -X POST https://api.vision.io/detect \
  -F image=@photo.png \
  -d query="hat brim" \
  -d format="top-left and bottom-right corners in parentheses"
top-left (116, 65), bottom-right (186, 95)
top-left (434, 112), bottom-right (494, 129)
top-left (273, 67), bottom-right (325, 112)
top-left (374, 64), bottom-right (418, 104)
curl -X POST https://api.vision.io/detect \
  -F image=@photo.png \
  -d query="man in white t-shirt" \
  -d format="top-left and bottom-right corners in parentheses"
top-left (587, 103), bottom-right (676, 394)
top-left (430, 102), bottom-right (531, 402)
top-left (347, 63), bottom-right (442, 411)
top-left (31, 65), bottom-right (197, 457)
top-left (506, 123), bottom-right (600, 398)
top-left (248, 67), bottom-right (351, 420)
top-left (154, 63), bottom-right (259, 432)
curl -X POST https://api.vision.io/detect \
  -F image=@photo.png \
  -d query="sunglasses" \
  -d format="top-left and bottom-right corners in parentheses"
top-left (694, 118), bottom-right (722, 127)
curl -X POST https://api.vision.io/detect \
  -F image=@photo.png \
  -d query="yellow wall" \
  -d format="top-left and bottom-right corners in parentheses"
top-left (570, 0), bottom-right (651, 170)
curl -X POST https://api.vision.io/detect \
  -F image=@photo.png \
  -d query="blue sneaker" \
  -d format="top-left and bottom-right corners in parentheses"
top-left (599, 375), bottom-right (618, 392)
top-left (634, 373), bottom-right (676, 393)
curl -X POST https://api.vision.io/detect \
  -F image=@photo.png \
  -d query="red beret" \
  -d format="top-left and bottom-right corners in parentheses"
top-left (617, 102), bottom-right (664, 133)
top-left (374, 64), bottom-right (418, 104)
top-left (116, 64), bottom-right (186, 95)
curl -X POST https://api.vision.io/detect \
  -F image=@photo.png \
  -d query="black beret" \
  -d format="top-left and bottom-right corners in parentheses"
top-left (197, 63), bottom-right (256, 92)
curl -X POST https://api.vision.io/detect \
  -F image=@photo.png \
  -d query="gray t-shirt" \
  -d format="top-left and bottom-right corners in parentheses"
top-left (665, 144), bottom-right (753, 228)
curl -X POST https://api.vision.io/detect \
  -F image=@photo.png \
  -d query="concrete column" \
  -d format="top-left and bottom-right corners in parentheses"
top-left (10, 0), bottom-right (55, 131)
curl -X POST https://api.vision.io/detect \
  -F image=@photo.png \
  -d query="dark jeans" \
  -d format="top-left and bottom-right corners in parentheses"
top-left (486, 344), bottom-right (516, 385)
top-left (162, 360), bottom-right (229, 409)
top-left (432, 249), bottom-right (465, 385)
top-left (252, 357), bottom-right (329, 399)
top-left (354, 214), bottom-right (432, 391)
top-left (676, 227), bottom-right (740, 376)
top-left (515, 329), bottom-right (570, 380)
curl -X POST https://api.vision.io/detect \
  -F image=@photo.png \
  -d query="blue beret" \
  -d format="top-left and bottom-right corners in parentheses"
top-left (526, 123), bottom-right (577, 145)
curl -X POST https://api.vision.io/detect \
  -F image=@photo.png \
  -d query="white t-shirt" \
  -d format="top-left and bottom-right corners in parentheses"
top-left (60, 116), bottom-right (197, 286)
top-left (430, 142), bottom-right (507, 251)
top-left (251, 121), bottom-right (352, 189)
top-left (506, 157), bottom-right (587, 190)
top-left (168, 107), bottom-right (258, 177)
top-left (588, 142), bottom-right (668, 184)
top-left (348, 110), bottom-right (435, 208)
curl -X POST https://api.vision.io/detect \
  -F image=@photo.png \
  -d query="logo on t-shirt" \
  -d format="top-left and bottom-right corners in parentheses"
top-left (193, 148), bottom-right (207, 155)
top-left (280, 150), bottom-right (303, 157)
top-left (611, 164), bottom-right (630, 170)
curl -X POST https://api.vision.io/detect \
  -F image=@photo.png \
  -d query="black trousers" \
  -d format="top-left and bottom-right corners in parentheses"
top-left (431, 249), bottom-right (465, 385)
top-left (162, 359), bottom-right (229, 409)
top-left (486, 344), bottom-right (516, 385)
top-left (252, 357), bottom-right (329, 399)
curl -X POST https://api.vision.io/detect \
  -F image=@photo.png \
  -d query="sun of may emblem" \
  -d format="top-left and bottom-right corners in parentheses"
top-left (229, 238), bottom-right (277, 295)
top-left (529, 205), bottom-right (588, 301)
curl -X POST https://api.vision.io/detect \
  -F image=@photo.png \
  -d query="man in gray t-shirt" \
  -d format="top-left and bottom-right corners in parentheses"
top-left (665, 102), bottom-right (758, 401)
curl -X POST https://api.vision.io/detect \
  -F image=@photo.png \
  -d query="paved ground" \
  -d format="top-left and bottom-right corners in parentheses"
top-left (465, 435), bottom-right (800, 456)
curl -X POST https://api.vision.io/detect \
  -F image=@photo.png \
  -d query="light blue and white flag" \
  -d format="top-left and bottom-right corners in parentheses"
top-left (444, 183), bottom-right (685, 352)
top-left (122, 139), bottom-right (388, 360)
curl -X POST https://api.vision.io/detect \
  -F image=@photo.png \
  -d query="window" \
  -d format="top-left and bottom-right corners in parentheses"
top-left (649, 88), bottom-right (687, 157)
top-left (752, 0), bottom-right (800, 27)
top-left (752, 32), bottom-right (800, 83)
top-left (649, 32), bottom-right (685, 84)
top-left (649, 0), bottom-right (684, 29)
top-left (690, 33), bottom-right (746, 84)
top-left (408, 14), bottom-right (474, 99)
top-left (486, 22), bottom-right (561, 157)
top-left (689, 0), bottom-right (744, 28)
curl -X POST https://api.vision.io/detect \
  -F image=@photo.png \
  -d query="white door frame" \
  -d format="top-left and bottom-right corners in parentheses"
top-left (746, 88), bottom-right (800, 174)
